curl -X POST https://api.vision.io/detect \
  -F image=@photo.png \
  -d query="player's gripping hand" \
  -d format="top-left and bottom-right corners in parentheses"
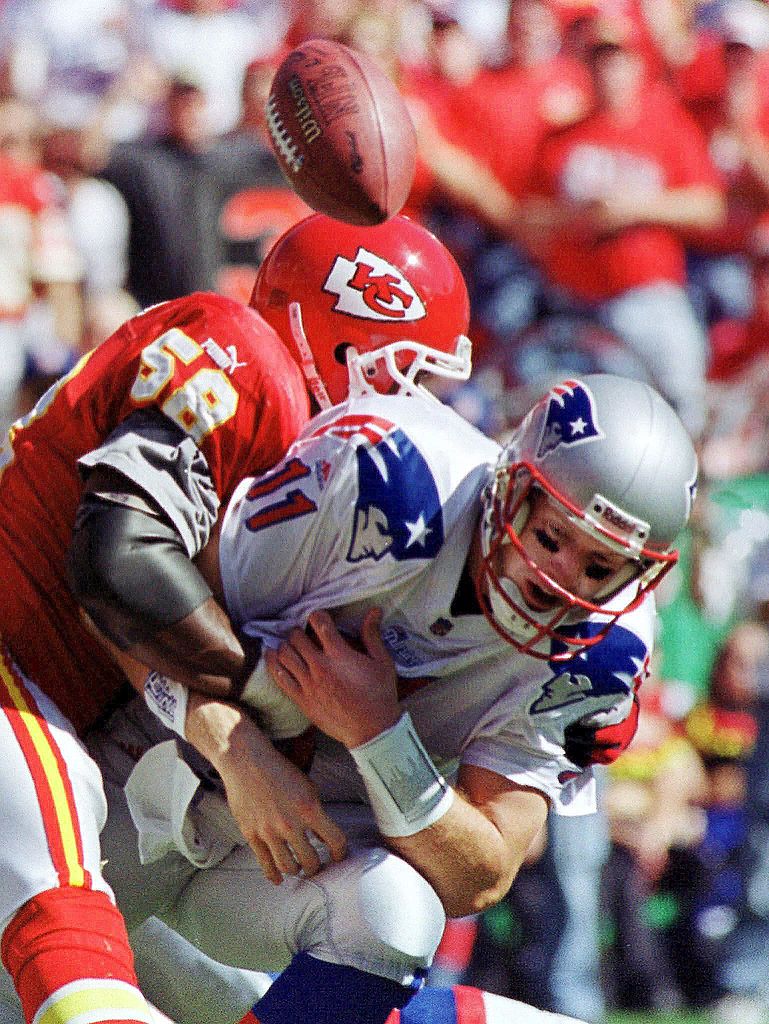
top-left (563, 692), bottom-right (640, 768)
top-left (185, 693), bottom-right (347, 884)
top-left (266, 608), bottom-right (401, 749)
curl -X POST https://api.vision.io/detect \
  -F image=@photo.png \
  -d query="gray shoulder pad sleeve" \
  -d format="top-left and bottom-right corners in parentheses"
top-left (78, 408), bottom-right (220, 556)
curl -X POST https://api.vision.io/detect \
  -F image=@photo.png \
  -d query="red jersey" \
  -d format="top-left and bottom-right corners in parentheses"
top-left (0, 292), bottom-right (310, 733)
top-left (678, 40), bottom-right (769, 254)
top-left (529, 84), bottom-right (723, 300)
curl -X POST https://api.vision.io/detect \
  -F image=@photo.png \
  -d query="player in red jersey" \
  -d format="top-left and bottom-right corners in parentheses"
top-left (0, 291), bottom-right (312, 1024)
top-left (0, 292), bottom-right (309, 733)
top-left (0, 213), bottom-right (472, 1024)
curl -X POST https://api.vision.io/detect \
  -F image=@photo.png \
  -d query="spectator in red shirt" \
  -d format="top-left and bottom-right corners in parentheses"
top-left (448, 0), bottom-right (591, 197)
top-left (405, 1), bottom-right (592, 361)
top-left (522, 14), bottom-right (726, 441)
top-left (701, 216), bottom-right (769, 480)
top-left (681, 0), bottom-right (769, 327)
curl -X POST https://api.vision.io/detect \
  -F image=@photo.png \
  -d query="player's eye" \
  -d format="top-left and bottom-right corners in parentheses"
top-left (534, 528), bottom-right (558, 553)
top-left (585, 562), bottom-right (614, 581)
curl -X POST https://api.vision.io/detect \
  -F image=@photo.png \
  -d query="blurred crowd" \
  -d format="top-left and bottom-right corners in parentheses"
top-left (2, 0), bottom-right (769, 1021)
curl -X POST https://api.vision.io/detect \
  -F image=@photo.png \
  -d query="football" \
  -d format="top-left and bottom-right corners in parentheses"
top-left (265, 38), bottom-right (417, 226)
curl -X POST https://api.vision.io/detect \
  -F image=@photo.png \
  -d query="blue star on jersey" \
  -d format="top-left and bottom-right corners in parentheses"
top-left (536, 379), bottom-right (603, 458)
top-left (348, 429), bottom-right (444, 563)
top-left (530, 621), bottom-right (647, 714)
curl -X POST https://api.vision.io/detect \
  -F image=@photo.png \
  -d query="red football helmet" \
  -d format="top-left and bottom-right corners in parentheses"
top-left (250, 213), bottom-right (472, 408)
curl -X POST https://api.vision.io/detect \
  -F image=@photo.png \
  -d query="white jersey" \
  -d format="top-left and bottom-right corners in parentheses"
top-left (219, 393), bottom-right (655, 816)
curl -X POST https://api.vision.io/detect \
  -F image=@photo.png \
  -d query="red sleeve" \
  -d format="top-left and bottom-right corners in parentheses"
top-left (654, 85), bottom-right (725, 188)
top-left (67, 292), bottom-right (311, 503)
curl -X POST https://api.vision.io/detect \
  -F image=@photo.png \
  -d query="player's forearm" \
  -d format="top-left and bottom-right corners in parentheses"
top-left (184, 690), bottom-right (252, 767)
top-left (70, 464), bottom-right (251, 701)
top-left (348, 712), bottom-right (549, 917)
top-left (124, 597), bottom-right (249, 700)
top-left (183, 691), bottom-right (348, 883)
top-left (386, 789), bottom-right (545, 918)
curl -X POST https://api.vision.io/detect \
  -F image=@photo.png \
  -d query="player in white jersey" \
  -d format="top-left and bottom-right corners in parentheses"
top-left (82, 371), bottom-right (697, 1024)
top-left (89, 216), bottom-right (612, 1024)
top-left (217, 383), bottom-right (671, 824)
top-left (71, 216), bottom-right (693, 1023)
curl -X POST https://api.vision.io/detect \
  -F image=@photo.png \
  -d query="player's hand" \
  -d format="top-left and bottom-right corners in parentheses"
top-left (266, 608), bottom-right (401, 749)
top-left (563, 693), bottom-right (640, 768)
top-left (186, 696), bottom-right (347, 884)
top-left (223, 729), bottom-right (347, 884)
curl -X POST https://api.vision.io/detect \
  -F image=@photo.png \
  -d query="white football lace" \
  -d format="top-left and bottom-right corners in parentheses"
top-left (265, 95), bottom-right (303, 173)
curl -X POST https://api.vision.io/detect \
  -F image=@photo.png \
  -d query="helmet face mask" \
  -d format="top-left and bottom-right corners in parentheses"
top-left (346, 334), bottom-right (473, 404)
top-left (476, 375), bottom-right (698, 660)
top-left (251, 213), bottom-right (472, 408)
top-left (477, 467), bottom-right (674, 660)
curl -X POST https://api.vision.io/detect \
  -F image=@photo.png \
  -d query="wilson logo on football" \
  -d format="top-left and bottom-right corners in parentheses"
top-left (323, 246), bottom-right (427, 322)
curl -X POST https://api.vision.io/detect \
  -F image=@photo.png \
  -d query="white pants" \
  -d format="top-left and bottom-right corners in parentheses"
top-left (0, 655), bottom-right (113, 939)
top-left (87, 699), bottom-right (444, 984)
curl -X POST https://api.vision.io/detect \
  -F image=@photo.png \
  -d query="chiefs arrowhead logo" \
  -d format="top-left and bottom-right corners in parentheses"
top-left (323, 246), bottom-right (427, 322)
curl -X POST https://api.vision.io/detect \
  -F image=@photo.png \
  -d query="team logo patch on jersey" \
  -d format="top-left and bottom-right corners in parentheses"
top-left (531, 670), bottom-right (594, 713)
top-left (531, 622), bottom-right (647, 714)
top-left (348, 428), bottom-right (443, 562)
top-left (323, 246), bottom-right (427, 322)
top-left (381, 622), bottom-right (425, 668)
top-left (536, 379), bottom-right (603, 459)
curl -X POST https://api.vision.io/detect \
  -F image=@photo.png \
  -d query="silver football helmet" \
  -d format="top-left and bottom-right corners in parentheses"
top-left (477, 374), bottom-right (698, 660)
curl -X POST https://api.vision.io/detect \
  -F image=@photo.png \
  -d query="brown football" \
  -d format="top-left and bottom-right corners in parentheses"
top-left (265, 38), bottom-right (417, 226)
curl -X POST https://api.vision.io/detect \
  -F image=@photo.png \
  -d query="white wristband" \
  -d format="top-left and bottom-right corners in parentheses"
top-left (350, 712), bottom-right (455, 837)
top-left (143, 671), bottom-right (189, 739)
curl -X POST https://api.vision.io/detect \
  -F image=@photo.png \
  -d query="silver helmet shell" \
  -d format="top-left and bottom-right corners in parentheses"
top-left (477, 374), bottom-right (698, 660)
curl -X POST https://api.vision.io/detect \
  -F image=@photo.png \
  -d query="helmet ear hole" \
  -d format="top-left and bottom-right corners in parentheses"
top-left (333, 342), bottom-right (352, 365)
top-left (251, 212), bottom-right (471, 404)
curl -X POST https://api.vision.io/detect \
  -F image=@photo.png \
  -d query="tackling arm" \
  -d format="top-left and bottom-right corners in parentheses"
top-left (389, 767), bottom-right (548, 918)
top-left (68, 410), bottom-right (250, 701)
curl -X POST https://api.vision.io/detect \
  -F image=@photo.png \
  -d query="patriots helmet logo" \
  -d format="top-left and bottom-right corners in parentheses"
top-left (323, 246), bottom-right (427, 323)
top-left (348, 429), bottom-right (444, 563)
top-left (530, 622), bottom-right (647, 714)
top-left (536, 379), bottom-right (603, 459)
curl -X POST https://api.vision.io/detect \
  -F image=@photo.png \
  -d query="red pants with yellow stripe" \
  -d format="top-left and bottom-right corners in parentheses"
top-left (0, 647), bottom-right (154, 1024)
